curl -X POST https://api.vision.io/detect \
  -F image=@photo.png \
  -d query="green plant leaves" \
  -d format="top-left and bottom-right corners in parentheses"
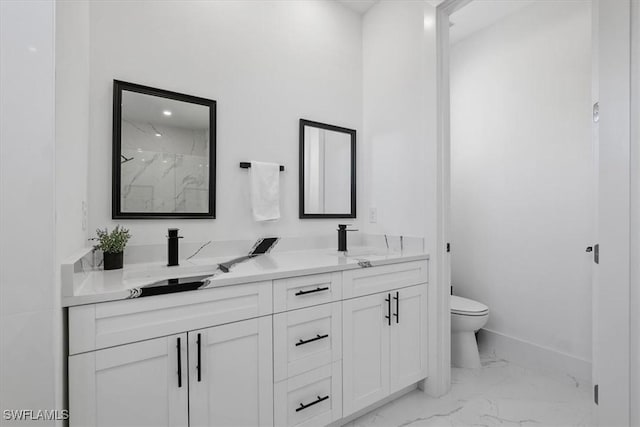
top-left (92, 225), bottom-right (131, 254)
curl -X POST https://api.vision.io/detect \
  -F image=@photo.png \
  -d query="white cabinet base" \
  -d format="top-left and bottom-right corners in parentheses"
top-left (342, 284), bottom-right (428, 418)
top-left (342, 293), bottom-right (390, 416)
top-left (69, 334), bottom-right (189, 427)
top-left (68, 261), bottom-right (431, 427)
top-left (189, 317), bottom-right (273, 427)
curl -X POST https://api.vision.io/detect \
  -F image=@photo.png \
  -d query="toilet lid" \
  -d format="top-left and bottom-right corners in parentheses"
top-left (451, 295), bottom-right (489, 315)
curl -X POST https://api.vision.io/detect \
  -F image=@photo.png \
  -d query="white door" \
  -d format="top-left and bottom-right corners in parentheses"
top-left (68, 333), bottom-right (189, 427)
top-left (390, 285), bottom-right (428, 393)
top-left (188, 317), bottom-right (273, 427)
top-left (342, 292), bottom-right (391, 416)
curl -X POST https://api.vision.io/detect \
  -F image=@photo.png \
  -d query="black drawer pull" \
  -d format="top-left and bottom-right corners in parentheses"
top-left (176, 337), bottom-right (182, 388)
top-left (295, 286), bottom-right (329, 296)
top-left (196, 333), bottom-right (202, 382)
top-left (385, 293), bottom-right (391, 326)
top-left (295, 334), bottom-right (329, 347)
top-left (393, 291), bottom-right (399, 324)
top-left (295, 395), bottom-right (329, 412)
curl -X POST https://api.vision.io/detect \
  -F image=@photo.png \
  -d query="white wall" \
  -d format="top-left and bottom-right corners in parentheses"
top-left (362, 1), bottom-right (436, 239)
top-left (362, 0), bottom-right (445, 394)
top-left (0, 1), bottom-right (57, 424)
top-left (80, 0), bottom-right (363, 245)
top-left (55, 2), bottom-right (91, 416)
top-left (450, 1), bottom-right (593, 370)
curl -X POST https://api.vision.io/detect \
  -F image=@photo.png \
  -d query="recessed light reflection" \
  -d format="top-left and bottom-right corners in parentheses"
top-left (424, 15), bottom-right (435, 29)
top-left (155, 133), bottom-right (162, 137)
top-left (137, 148), bottom-right (143, 153)
top-left (163, 110), bottom-right (172, 116)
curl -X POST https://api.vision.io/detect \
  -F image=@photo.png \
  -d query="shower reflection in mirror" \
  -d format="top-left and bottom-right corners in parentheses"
top-left (112, 80), bottom-right (216, 219)
top-left (299, 119), bottom-right (356, 219)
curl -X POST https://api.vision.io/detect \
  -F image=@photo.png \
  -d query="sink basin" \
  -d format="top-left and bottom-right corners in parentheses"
top-left (122, 263), bottom-right (219, 284)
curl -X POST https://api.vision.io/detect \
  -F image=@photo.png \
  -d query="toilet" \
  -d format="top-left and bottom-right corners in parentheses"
top-left (451, 295), bottom-right (489, 368)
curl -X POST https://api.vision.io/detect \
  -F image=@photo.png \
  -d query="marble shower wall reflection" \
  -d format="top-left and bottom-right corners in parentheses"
top-left (121, 120), bottom-right (209, 213)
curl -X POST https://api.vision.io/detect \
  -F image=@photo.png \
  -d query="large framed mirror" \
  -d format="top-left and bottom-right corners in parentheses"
top-left (299, 119), bottom-right (356, 218)
top-left (112, 80), bottom-right (216, 219)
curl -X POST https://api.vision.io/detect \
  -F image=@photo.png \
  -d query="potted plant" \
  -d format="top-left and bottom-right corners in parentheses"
top-left (92, 225), bottom-right (131, 270)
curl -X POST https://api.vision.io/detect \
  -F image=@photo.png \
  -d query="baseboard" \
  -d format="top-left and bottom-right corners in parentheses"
top-left (330, 383), bottom-right (418, 427)
top-left (477, 328), bottom-right (592, 385)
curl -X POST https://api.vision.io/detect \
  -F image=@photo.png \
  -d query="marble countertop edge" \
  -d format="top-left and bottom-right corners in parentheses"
top-left (61, 247), bottom-right (429, 307)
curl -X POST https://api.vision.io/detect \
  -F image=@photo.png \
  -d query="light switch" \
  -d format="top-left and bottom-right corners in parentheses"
top-left (82, 201), bottom-right (87, 231)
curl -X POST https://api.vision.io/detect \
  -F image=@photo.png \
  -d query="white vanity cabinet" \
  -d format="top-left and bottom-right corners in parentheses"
top-left (189, 317), bottom-right (273, 427)
top-left (272, 274), bottom-right (344, 427)
top-left (68, 333), bottom-right (189, 427)
top-left (68, 317), bottom-right (273, 427)
top-left (67, 257), bottom-right (429, 427)
top-left (342, 284), bottom-right (428, 417)
top-left (389, 285), bottom-right (428, 392)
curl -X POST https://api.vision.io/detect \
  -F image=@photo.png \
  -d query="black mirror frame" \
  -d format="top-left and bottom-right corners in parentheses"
top-left (112, 80), bottom-right (216, 219)
top-left (299, 119), bottom-right (356, 219)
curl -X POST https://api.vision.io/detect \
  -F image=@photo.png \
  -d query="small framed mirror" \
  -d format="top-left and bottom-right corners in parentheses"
top-left (299, 119), bottom-right (356, 218)
top-left (112, 80), bottom-right (216, 219)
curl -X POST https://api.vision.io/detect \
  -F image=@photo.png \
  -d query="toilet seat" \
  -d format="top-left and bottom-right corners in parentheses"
top-left (451, 295), bottom-right (489, 316)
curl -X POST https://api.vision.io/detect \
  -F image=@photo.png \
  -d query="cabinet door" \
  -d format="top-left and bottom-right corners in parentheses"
top-left (390, 284), bottom-right (428, 393)
top-left (68, 333), bottom-right (188, 427)
top-left (342, 292), bottom-right (390, 417)
top-left (189, 317), bottom-right (273, 427)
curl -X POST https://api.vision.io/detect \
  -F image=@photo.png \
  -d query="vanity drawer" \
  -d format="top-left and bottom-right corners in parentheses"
top-left (274, 362), bottom-right (342, 427)
top-left (342, 260), bottom-right (428, 299)
top-left (273, 302), bottom-right (341, 382)
top-left (273, 272), bottom-right (341, 313)
top-left (69, 281), bottom-right (272, 355)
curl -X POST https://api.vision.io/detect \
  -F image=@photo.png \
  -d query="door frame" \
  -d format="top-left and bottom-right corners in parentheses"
top-left (591, 0), bottom-right (631, 424)
top-left (631, 3), bottom-right (640, 425)
top-left (434, 0), bottom-right (632, 424)
top-left (427, 0), bottom-right (473, 398)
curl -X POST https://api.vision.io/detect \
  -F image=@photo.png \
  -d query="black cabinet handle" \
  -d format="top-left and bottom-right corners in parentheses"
top-left (295, 286), bottom-right (329, 296)
top-left (295, 334), bottom-right (329, 347)
top-left (197, 333), bottom-right (202, 382)
top-left (176, 337), bottom-right (182, 388)
top-left (394, 291), bottom-right (399, 324)
top-left (295, 395), bottom-right (329, 412)
top-left (385, 294), bottom-right (391, 326)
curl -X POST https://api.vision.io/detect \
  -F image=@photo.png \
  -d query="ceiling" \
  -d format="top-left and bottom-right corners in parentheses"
top-left (336, 0), bottom-right (379, 15)
top-left (122, 91), bottom-right (210, 130)
top-left (449, 0), bottom-right (536, 44)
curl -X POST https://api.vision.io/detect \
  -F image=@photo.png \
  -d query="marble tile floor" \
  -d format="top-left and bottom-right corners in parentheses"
top-left (346, 353), bottom-right (592, 427)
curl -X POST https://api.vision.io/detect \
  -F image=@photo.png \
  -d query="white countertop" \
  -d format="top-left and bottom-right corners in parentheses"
top-left (62, 247), bottom-right (429, 307)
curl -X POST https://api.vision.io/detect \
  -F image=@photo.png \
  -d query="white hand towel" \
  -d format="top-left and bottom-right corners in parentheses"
top-left (250, 161), bottom-right (281, 221)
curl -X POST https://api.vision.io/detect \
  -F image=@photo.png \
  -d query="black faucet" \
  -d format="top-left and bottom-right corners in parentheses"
top-left (337, 224), bottom-right (357, 252)
top-left (167, 228), bottom-right (183, 266)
